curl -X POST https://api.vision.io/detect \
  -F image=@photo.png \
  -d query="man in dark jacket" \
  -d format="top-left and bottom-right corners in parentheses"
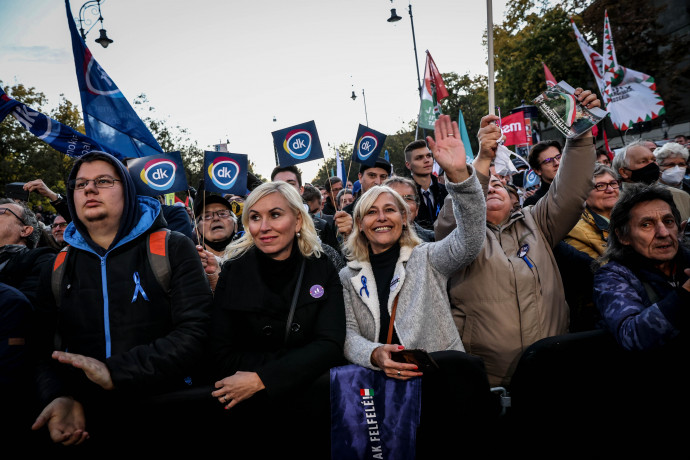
top-left (31, 152), bottom-right (212, 449)
top-left (404, 140), bottom-right (448, 230)
top-left (0, 198), bottom-right (56, 307)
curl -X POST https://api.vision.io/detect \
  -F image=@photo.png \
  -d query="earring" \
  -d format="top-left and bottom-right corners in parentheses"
top-left (296, 231), bottom-right (301, 238)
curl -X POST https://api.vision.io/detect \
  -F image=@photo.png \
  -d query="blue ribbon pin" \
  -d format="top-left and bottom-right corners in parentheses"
top-left (359, 275), bottom-right (369, 298)
top-left (131, 272), bottom-right (149, 302)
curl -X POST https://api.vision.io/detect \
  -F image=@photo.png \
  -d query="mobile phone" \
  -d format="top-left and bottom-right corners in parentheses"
top-left (391, 349), bottom-right (439, 372)
top-left (5, 182), bottom-right (29, 202)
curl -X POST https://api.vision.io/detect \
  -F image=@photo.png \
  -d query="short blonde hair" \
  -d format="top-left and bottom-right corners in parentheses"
top-left (343, 185), bottom-right (421, 262)
top-left (224, 181), bottom-right (322, 260)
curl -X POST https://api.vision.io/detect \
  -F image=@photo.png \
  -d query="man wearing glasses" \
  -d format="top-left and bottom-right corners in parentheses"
top-left (194, 193), bottom-right (238, 261)
top-left (523, 140), bottom-right (563, 207)
top-left (49, 216), bottom-right (69, 249)
top-left (0, 198), bottom-right (56, 307)
top-left (32, 151), bottom-right (212, 448)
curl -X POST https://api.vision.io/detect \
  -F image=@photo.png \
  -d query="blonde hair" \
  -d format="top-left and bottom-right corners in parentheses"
top-left (343, 185), bottom-right (421, 262)
top-left (224, 181), bottom-right (322, 260)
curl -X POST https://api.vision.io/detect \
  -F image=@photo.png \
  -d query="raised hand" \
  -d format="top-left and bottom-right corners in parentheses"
top-left (52, 351), bottom-right (114, 390)
top-left (426, 114), bottom-right (469, 183)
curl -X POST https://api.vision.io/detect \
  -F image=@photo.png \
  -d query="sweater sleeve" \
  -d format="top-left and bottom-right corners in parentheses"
top-left (427, 165), bottom-right (486, 278)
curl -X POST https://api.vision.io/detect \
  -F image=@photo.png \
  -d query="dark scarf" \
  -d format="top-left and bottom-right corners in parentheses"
top-left (204, 233), bottom-right (235, 253)
top-left (370, 242), bottom-right (401, 345)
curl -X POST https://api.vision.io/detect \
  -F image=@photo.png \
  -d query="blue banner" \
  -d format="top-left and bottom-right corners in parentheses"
top-left (271, 120), bottom-right (324, 167)
top-left (330, 364), bottom-right (421, 460)
top-left (202, 151), bottom-right (248, 195)
top-left (126, 151), bottom-right (188, 196)
top-left (0, 87), bottom-right (114, 159)
top-left (65, 0), bottom-right (162, 158)
top-left (458, 109), bottom-right (475, 162)
top-left (352, 124), bottom-right (387, 167)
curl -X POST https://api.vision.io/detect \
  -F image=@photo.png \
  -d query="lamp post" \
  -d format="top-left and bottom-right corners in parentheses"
top-left (387, 3), bottom-right (423, 99)
top-left (78, 0), bottom-right (113, 48)
top-left (351, 88), bottom-right (369, 126)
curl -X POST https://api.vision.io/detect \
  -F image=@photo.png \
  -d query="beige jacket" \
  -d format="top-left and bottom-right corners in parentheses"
top-left (435, 136), bottom-right (595, 387)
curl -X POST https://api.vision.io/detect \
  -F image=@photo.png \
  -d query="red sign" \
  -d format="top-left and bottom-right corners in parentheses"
top-left (500, 111), bottom-right (528, 146)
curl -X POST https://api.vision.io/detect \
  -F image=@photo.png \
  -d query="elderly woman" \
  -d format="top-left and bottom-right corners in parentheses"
top-left (593, 183), bottom-right (690, 351)
top-left (655, 141), bottom-right (690, 194)
top-left (341, 115), bottom-right (493, 455)
top-left (564, 163), bottom-right (620, 258)
top-left (206, 181), bottom-right (345, 458)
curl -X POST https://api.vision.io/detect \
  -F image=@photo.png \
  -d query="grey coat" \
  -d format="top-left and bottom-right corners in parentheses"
top-left (340, 167), bottom-right (485, 369)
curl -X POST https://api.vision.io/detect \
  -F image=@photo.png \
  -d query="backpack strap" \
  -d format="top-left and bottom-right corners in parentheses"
top-left (51, 246), bottom-right (71, 308)
top-left (147, 229), bottom-right (171, 295)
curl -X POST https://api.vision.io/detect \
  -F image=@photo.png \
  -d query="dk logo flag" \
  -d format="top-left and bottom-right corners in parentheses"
top-left (203, 151), bottom-right (248, 195)
top-left (352, 124), bottom-right (387, 166)
top-left (272, 121), bottom-right (324, 167)
top-left (127, 151), bottom-right (188, 197)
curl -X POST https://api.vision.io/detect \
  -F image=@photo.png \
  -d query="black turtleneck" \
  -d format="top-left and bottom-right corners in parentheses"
top-left (370, 242), bottom-right (401, 344)
top-left (204, 233), bottom-right (235, 253)
top-left (256, 238), bottom-right (302, 307)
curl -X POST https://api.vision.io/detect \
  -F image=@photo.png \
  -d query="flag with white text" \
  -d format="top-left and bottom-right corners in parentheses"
top-left (418, 51), bottom-right (449, 130)
top-left (65, 0), bottom-right (162, 158)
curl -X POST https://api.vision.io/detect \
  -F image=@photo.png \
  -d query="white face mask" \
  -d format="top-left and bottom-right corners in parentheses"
top-left (661, 166), bottom-right (686, 185)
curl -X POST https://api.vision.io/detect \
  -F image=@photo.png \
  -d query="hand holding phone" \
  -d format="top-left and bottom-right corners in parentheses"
top-left (391, 349), bottom-right (439, 373)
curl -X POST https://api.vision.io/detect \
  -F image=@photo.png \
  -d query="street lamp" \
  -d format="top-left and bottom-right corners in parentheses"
top-left (387, 3), bottom-right (423, 99)
top-left (78, 0), bottom-right (113, 48)
top-left (350, 89), bottom-right (369, 126)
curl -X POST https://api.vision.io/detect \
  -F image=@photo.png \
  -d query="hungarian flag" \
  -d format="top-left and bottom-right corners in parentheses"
top-left (65, 0), bottom-right (163, 158)
top-left (418, 51), bottom-right (449, 130)
top-left (543, 62), bottom-right (557, 88)
top-left (571, 14), bottom-right (664, 131)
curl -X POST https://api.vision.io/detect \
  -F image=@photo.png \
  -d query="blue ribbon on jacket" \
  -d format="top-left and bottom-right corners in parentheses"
top-left (131, 272), bottom-right (149, 302)
top-left (359, 276), bottom-right (369, 298)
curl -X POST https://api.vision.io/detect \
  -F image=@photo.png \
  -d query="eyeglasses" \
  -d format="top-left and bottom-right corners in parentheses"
top-left (0, 207), bottom-right (26, 225)
top-left (69, 176), bottom-right (121, 190)
top-left (401, 194), bottom-right (419, 204)
top-left (593, 180), bottom-right (621, 191)
top-left (659, 162), bottom-right (687, 169)
top-left (540, 153), bottom-right (562, 166)
top-left (51, 222), bottom-right (68, 230)
top-left (199, 210), bottom-right (233, 221)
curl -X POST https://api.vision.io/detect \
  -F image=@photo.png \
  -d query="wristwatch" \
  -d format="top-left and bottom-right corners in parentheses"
top-left (50, 193), bottom-right (64, 205)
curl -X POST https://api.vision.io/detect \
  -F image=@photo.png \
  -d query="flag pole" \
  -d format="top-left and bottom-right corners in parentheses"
top-left (487, 0), bottom-right (495, 116)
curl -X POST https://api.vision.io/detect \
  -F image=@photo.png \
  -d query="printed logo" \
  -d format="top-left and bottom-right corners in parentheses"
top-left (140, 158), bottom-right (177, 191)
top-left (84, 49), bottom-right (124, 98)
top-left (283, 129), bottom-right (312, 160)
top-left (389, 276), bottom-right (400, 292)
top-left (357, 132), bottom-right (378, 160)
top-left (310, 285), bottom-right (325, 299)
top-left (208, 156), bottom-right (241, 190)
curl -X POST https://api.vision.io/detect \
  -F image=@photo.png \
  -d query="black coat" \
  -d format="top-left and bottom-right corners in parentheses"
top-left (211, 246), bottom-right (346, 399)
top-left (414, 174), bottom-right (448, 230)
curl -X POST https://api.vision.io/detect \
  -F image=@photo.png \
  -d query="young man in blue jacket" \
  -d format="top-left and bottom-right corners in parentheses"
top-left (31, 152), bottom-right (212, 449)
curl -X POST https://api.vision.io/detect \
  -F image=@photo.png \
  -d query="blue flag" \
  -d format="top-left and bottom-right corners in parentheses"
top-left (65, 0), bottom-right (162, 158)
top-left (353, 124), bottom-right (387, 166)
top-left (0, 87), bottom-right (114, 159)
top-left (384, 149), bottom-right (390, 162)
top-left (202, 151), bottom-right (248, 195)
top-left (524, 168), bottom-right (541, 190)
top-left (272, 120), bottom-right (324, 167)
top-left (458, 109), bottom-right (474, 162)
top-left (126, 151), bottom-right (188, 197)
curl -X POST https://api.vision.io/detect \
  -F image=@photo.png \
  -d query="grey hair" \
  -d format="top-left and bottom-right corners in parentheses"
top-left (654, 142), bottom-right (689, 163)
top-left (0, 198), bottom-right (40, 248)
top-left (614, 139), bottom-right (653, 172)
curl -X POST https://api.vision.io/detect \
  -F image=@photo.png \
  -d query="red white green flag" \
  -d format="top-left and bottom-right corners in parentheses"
top-left (418, 50), bottom-right (449, 130)
top-left (572, 13), bottom-right (665, 131)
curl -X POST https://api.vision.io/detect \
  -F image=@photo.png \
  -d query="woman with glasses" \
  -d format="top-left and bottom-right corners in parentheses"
top-left (564, 164), bottom-right (621, 258)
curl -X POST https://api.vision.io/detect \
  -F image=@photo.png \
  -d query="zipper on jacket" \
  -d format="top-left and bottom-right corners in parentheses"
top-left (100, 255), bottom-right (112, 359)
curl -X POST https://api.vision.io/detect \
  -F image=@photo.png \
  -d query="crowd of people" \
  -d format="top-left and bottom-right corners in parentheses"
top-left (1, 88), bottom-right (689, 456)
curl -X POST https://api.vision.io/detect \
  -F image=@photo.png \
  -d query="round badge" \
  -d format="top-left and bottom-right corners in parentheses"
top-left (310, 285), bottom-right (324, 298)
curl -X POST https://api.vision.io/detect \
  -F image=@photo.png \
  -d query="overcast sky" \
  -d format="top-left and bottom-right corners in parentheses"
top-left (1, 0), bottom-right (509, 181)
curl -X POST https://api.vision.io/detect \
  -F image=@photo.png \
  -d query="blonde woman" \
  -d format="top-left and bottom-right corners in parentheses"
top-left (206, 181), bottom-right (345, 458)
top-left (340, 115), bottom-right (495, 456)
